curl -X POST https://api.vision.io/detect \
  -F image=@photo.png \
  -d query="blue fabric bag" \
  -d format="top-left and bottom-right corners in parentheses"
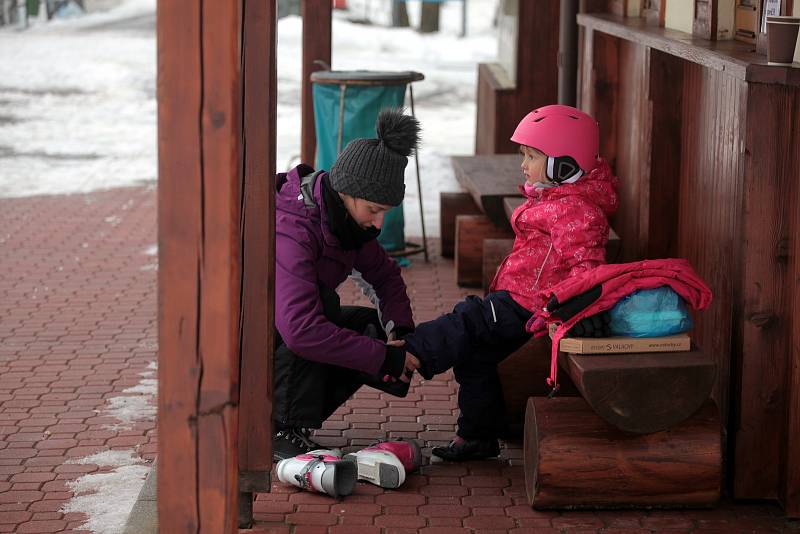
top-left (608, 286), bottom-right (693, 337)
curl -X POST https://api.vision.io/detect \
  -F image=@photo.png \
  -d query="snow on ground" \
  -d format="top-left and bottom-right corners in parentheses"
top-left (63, 451), bottom-right (150, 534)
top-left (0, 0), bottom-right (500, 236)
top-left (0, 0), bottom-right (158, 198)
top-left (61, 360), bottom-right (157, 534)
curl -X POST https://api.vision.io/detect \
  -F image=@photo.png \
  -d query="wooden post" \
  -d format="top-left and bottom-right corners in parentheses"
top-left (454, 215), bottom-right (512, 287)
top-left (786, 108), bottom-right (800, 514)
top-left (238, 0), bottom-right (277, 528)
top-left (693, 0), bottom-right (718, 40)
top-left (735, 84), bottom-right (795, 501)
top-left (157, 1), bottom-right (244, 532)
top-left (301, 0), bottom-right (332, 168)
top-left (475, 2), bottom-right (560, 154)
top-left (419, 1), bottom-right (441, 33)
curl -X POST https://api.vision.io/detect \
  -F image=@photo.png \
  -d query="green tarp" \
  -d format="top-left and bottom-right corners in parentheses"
top-left (313, 83), bottom-right (408, 252)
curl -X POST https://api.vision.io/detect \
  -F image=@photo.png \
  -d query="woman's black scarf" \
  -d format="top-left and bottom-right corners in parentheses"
top-left (321, 174), bottom-right (381, 250)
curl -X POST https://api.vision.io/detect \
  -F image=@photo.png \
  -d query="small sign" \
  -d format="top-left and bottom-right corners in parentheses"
top-left (762, 0), bottom-right (782, 33)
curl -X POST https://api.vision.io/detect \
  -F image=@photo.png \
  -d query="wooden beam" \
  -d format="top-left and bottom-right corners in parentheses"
top-left (157, 0), bottom-right (244, 531)
top-left (693, 0), bottom-right (719, 40)
top-left (579, 0), bottom-right (613, 13)
top-left (782, 87), bottom-right (800, 517)
top-left (645, 48), bottom-right (682, 259)
top-left (735, 83), bottom-right (794, 501)
top-left (301, 0), bottom-right (332, 168)
top-left (516, 1), bottom-right (560, 116)
top-left (237, 0), bottom-right (277, 527)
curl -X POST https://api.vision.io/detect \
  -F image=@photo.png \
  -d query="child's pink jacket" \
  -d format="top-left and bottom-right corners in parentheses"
top-left (489, 159), bottom-right (619, 314)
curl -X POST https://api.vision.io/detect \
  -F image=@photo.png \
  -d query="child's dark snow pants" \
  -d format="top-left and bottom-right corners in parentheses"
top-left (403, 291), bottom-right (533, 439)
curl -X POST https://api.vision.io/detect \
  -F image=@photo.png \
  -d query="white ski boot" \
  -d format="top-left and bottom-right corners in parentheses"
top-left (276, 449), bottom-right (356, 498)
top-left (344, 439), bottom-right (422, 489)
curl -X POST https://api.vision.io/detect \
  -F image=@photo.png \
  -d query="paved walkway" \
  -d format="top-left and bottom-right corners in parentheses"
top-left (1, 187), bottom-right (157, 533)
top-left (0, 186), bottom-right (797, 533)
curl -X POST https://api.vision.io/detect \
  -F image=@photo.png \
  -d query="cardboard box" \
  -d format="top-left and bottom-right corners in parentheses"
top-left (548, 324), bottom-right (691, 354)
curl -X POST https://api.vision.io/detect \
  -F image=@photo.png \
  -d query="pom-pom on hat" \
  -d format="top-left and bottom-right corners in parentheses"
top-left (329, 108), bottom-right (421, 207)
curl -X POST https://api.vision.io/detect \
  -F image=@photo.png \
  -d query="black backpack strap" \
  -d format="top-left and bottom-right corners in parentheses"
top-left (300, 170), bottom-right (325, 209)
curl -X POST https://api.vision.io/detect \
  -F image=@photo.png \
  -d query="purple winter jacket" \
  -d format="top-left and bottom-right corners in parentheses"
top-left (275, 164), bottom-right (414, 375)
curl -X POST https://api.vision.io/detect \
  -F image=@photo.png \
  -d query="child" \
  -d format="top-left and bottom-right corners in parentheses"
top-left (400, 104), bottom-right (619, 461)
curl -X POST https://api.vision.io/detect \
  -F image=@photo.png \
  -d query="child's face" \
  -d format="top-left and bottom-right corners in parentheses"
top-left (519, 146), bottom-right (548, 184)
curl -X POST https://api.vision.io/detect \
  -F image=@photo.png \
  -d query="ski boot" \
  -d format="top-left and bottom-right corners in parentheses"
top-left (344, 439), bottom-right (421, 489)
top-left (275, 449), bottom-right (356, 498)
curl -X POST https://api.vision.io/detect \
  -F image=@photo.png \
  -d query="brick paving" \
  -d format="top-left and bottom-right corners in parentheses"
top-left (1, 187), bottom-right (158, 534)
top-left (1, 186), bottom-right (798, 533)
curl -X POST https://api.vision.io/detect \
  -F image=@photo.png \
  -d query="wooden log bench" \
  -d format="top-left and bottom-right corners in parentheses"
top-left (498, 337), bottom-right (580, 436)
top-left (523, 396), bottom-right (721, 509)
top-left (558, 347), bottom-right (716, 434)
top-left (441, 155), bottom-right (520, 285)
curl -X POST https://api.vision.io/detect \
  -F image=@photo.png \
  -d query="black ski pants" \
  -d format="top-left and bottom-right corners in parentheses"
top-left (403, 291), bottom-right (533, 439)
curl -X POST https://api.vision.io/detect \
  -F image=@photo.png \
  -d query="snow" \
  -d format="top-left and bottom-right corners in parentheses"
top-left (0, 0), bottom-right (500, 236)
top-left (63, 365), bottom-right (157, 534)
top-left (0, 0), bottom-right (158, 198)
top-left (63, 450), bottom-right (150, 534)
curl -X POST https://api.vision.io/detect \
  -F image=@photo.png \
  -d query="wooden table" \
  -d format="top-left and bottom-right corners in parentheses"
top-left (451, 154), bottom-right (522, 227)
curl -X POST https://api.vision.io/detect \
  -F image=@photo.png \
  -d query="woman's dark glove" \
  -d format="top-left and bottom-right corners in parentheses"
top-left (379, 345), bottom-right (407, 379)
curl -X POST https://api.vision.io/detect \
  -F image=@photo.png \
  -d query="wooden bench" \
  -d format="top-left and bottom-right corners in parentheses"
top-left (523, 396), bottom-right (721, 509)
top-left (558, 347), bottom-right (716, 434)
top-left (441, 155), bottom-right (520, 265)
top-left (451, 154), bottom-right (522, 227)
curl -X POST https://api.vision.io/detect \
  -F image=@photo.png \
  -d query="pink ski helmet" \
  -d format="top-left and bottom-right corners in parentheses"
top-left (511, 105), bottom-right (599, 183)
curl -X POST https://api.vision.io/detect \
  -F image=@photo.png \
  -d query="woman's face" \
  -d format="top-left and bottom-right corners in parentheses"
top-left (520, 145), bottom-right (548, 185)
top-left (340, 193), bottom-right (392, 230)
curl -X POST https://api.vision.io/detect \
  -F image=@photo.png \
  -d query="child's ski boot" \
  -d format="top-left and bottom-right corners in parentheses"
top-left (344, 439), bottom-right (422, 489)
top-left (275, 449), bottom-right (356, 498)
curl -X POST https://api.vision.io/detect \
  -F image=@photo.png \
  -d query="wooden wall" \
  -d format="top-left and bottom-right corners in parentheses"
top-left (675, 62), bottom-right (746, 460)
top-left (578, 15), bottom-right (800, 515)
top-left (736, 83), bottom-right (799, 506)
top-left (475, 1), bottom-right (560, 154)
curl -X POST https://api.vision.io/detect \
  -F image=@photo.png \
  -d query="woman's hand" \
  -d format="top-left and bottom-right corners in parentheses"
top-left (386, 339), bottom-right (420, 383)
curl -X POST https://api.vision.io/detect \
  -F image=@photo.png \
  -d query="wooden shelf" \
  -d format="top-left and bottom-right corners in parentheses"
top-left (578, 13), bottom-right (800, 86)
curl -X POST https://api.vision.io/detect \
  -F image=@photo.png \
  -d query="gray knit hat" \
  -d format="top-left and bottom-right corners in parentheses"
top-left (329, 108), bottom-right (421, 207)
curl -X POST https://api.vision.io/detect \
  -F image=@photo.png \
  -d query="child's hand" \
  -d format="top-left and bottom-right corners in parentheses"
top-left (386, 340), bottom-right (421, 383)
